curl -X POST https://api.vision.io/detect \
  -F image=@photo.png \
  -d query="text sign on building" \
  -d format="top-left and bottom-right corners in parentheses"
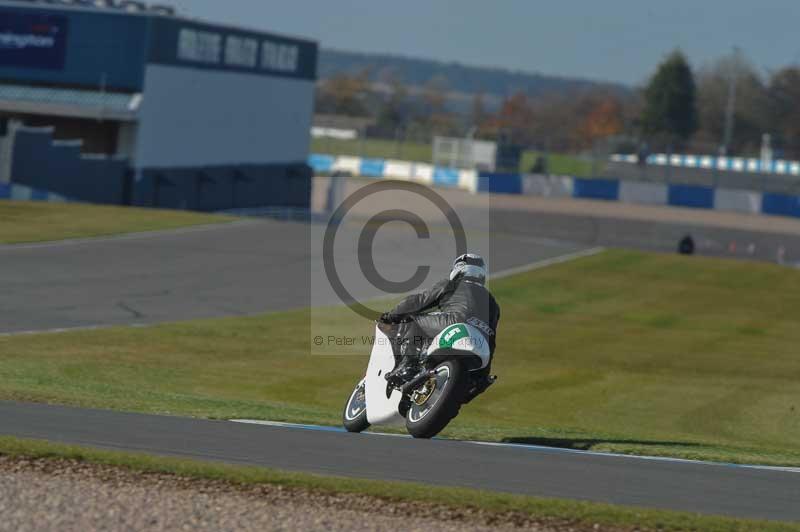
top-left (177, 27), bottom-right (300, 75)
top-left (225, 35), bottom-right (258, 68)
top-left (149, 18), bottom-right (316, 79)
top-left (0, 11), bottom-right (68, 70)
top-left (261, 39), bottom-right (298, 73)
top-left (178, 28), bottom-right (222, 64)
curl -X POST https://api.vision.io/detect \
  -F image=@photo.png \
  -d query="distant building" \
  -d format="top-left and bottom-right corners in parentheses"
top-left (0, 0), bottom-right (318, 210)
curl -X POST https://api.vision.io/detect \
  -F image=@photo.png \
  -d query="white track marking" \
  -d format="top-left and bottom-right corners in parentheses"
top-left (490, 246), bottom-right (605, 280)
top-left (0, 246), bottom-right (600, 336)
top-left (0, 323), bottom-right (156, 338)
top-left (0, 219), bottom-right (260, 252)
top-left (231, 419), bottom-right (348, 433)
top-left (231, 419), bottom-right (410, 437)
top-left (470, 441), bottom-right (800, 473)
top-left (229, 419), bottom-right (800, 473)
top-left (350, 246), bottom-right (605, 309)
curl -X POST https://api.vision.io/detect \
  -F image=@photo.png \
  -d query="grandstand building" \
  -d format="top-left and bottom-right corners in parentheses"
top-left (0, 0), bottom-right (317, 210)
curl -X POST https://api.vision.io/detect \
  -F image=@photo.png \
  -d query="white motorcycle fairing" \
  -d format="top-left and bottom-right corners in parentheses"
top-left (364, 324), bottom-right (405, 425)
top-left (362, 322), bottom-right (491, 427)
top-left (426, 323), bottom-right (491, 370)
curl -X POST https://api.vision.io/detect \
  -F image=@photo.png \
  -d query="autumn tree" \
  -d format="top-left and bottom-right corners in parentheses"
top-left (470, 92), bottom-right (488, 132)
top-left (577, 95), bottom-right (624, 148)
top-left (315, 69), bottom-right (372, 116)
top-left (527, 91), bottom-right (613, 152)
top-left (485, 91), bottom-right (535, 144)
top-left (418, 75), bottom-right (457, 136)
top-left (374, 74), bottom-right (410, 137)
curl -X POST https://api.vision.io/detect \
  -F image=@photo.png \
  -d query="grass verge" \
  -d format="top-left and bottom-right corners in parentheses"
top-left (0, 201), bottom-right (231, 244)
top-left (520, 150), bottom-right (598, 176)
top-left (2, 249), bottom-right (800, 467)
top-left (0, 436), bottom-right (794, 531)
top-left (311, 137), bottom-right (597, 176)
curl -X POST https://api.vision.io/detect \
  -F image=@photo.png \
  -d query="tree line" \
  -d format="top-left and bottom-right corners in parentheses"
top-left (316, 50), bottom-right (800, 159)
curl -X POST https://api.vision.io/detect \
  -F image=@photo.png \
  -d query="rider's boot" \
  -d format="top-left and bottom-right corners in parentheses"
top-left (385, 342), bottom-right (422, 387)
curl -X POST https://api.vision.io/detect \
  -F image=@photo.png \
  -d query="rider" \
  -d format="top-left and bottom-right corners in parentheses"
top-left (381, 253), bottom-right (500, 386)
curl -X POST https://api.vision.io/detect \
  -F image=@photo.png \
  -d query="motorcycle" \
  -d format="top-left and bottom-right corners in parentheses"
top-left (342, 320), bottom-right (496, 438)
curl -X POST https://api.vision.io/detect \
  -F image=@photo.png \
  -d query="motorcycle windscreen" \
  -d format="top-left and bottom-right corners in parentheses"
top-left (364, 325), bottom-right (405, 425)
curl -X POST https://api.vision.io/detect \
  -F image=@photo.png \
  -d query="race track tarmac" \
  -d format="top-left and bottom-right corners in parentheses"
top-left (2, 207), bottom-right (798, 523)
top-left (1, 401), bottom-right (798, 522)
top-left (0, 218), bottom-right (588, 334)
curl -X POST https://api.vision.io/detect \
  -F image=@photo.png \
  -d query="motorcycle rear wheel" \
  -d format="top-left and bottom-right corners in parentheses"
top-left (342, 380), bottom-right (370, 433)
top-left (405, 359), bottom-right (466, 439)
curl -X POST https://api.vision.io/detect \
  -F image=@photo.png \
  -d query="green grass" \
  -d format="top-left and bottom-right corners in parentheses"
top-left (0, 201), bottom-right (231, 244)
top-left (2, 249), bottom-right (800, 467)
top-left (312, 137), bottom-right (433, 163)
top-left (520, 150), bottom-right (598, 176)
top-left (0, 437), bottom-right (794, 531)
top-left (311, 137), bottom-right (595, 176)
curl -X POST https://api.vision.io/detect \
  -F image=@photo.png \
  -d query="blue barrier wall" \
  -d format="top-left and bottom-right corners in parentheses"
top-left (30, 188), bottom-right (49, 201)
top-left (477, 172), bottom-right (522, 194)
top-left (573, 178), bottom-right (619, 200)
top-left (433, 167), bottom-right (461, 187)
top-left (359, 158), bottom-right (385, 178)
top-left (309, 154), bottom-right (334, 173)
top-left (132, 163), bottom-right (311, 211)
top-left (668, 184), bottom-right (714, 209)
top-left (307, 154), bottom-right (476, 190)
top-left (761, 193), bottom-right (800, 218)
top-left (10, 129), bottom-right (312, 211)
top-left (480, 171), bottom-right (800, 221)
top-left (11, 129), bottom-right (129, 204)
top-left (0, 181), bottom-right (67, 202)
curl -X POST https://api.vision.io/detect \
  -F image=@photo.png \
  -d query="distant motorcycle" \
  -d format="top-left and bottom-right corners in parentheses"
top-left (342, 321), bottom-right (496, 438)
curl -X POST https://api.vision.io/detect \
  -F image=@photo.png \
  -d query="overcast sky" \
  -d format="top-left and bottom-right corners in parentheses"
top-left (173, 0), bottom-right (800, 86)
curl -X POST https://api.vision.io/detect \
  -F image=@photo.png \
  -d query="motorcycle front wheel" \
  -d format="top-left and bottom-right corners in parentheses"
top-left (342, 379), bottom-right (370, 433)
top-left (405, 359), bottom-right (466, 439)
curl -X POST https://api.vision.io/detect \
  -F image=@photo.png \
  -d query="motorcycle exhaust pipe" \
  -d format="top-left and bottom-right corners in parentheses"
top-left (401, 370), bottom-right (436, 395)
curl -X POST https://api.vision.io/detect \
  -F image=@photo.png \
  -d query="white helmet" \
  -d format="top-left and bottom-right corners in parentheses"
top-left (449, 253), bottom-right (487, 285)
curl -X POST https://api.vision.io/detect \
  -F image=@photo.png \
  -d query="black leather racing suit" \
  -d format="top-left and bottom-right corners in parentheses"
top-left (386, 277), bottom-right (501, 358)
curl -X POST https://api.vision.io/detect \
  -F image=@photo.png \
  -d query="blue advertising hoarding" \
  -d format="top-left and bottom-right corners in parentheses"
top-left (0, 11), bottom-right (68, 70)
top-left (0, 6), bottom-right (148, 91)
top-left (0, 5), bottom-right (317, 90)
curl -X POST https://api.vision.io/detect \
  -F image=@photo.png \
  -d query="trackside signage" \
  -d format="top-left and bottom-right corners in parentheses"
top-left (178, 28), bottom-right (222, 64)
top-left (0, 11), bottom-right (68, 70)
top-left (150, 18), bottom-right (316, 80)
top-left (178, 29), bottom-right (299, 73)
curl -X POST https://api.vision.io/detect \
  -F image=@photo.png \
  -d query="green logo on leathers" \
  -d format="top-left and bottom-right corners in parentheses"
top-left (439, 324), bottom-right (469, 348)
